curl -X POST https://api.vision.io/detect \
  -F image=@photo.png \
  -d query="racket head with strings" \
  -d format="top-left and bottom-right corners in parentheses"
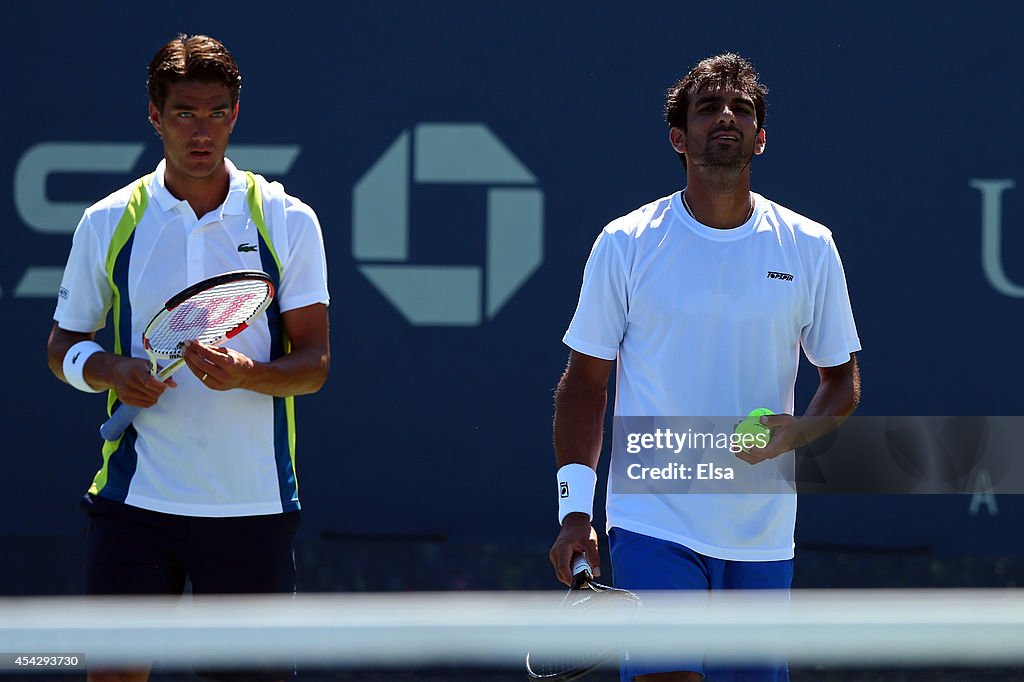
top-left (525, 555), bottom-right (642, 680)
top-left (98, 270), bottom-right (275, 441)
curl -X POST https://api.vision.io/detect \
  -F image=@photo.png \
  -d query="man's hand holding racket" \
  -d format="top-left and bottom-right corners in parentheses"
top-left (181, 339), bottom-right (255, 391)
top-left (98, 270), bottom-right (275, 441)
top-left (107, 355), bottom-right (178, 407)
top-left (549, 513), bottom-right (602, 587)
top-left (527, 553), bottom-right (641, 680)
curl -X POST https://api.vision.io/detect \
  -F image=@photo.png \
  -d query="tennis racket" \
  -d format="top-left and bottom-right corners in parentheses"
top-left (98, 270), bottom-right (275, 441)
top-left (525, 554), bottom-right (642, 680)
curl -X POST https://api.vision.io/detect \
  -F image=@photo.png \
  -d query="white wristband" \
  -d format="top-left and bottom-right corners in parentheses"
top-left (63, 340), bottom-right (105, 393)
top-left (557, 463), bottom-right (597, 524)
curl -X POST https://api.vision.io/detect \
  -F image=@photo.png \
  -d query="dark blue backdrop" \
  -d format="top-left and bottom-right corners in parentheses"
top-left (3, 1), bottom-right (1023, 592)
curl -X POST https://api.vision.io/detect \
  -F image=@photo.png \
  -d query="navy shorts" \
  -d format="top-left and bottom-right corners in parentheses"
top-left (81, 494), bottom-right (300, 680)
top-left (610, 527), bottom-right (792, 682)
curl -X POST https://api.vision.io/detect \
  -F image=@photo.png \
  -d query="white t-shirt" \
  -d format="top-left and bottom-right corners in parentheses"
top-left (54, 159), bottom-right (329, 517)
top-left (564, 191), bottom-right (860, 560)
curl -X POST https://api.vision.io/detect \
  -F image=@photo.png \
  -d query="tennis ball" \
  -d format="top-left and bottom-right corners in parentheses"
top-left (734, 408), bottom-right (773, 448)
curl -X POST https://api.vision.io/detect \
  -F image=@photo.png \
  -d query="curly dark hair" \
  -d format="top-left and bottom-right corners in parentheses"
top-left (664, 53), bottom-right (767, 133)
top-left (147, 34), bottom-right (242, 112)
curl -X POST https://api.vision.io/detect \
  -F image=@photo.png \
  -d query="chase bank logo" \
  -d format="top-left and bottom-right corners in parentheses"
top-left (353, 123), bottom-right (543, 326)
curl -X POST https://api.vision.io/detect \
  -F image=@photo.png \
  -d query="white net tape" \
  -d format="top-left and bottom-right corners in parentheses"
top-left (4, 590), bottom-right (1024, 669)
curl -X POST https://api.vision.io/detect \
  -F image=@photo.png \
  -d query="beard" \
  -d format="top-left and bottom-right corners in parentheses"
top-left (688, 138), bottom-right (755, 175)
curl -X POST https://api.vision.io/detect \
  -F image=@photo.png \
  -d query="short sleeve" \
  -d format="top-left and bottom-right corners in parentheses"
top-left (277, 198), bottom-right (330, 313)
top-left (52, 213), bottom-right (112, 333)
top-left (801, 235), bottom-right (861, 367)
top-left (562, 229), bottom-right (629, 361)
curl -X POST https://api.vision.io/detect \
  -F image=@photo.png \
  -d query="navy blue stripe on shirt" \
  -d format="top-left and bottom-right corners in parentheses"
top-left (104, 230), bottom-right (139, 501)
top-left (256, 220), bottom-right (298, 510)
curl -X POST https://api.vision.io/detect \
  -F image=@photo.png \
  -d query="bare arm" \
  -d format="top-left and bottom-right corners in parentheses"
top-left (555, 351), bottom-right (614, 468)
top-left (46, 322), bottom-right (171, 407)
top-left (180, 302), bottom-right (330, 396)
top-left (549, 350), bottom-right (614, 585)
top-left (739, 354), bottom-right (861, 464)
top-left (804, 354), bottom-right (861, 420)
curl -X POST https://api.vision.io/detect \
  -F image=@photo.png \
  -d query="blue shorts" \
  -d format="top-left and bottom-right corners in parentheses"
top-left (609, 527), bottom-right (792, 682)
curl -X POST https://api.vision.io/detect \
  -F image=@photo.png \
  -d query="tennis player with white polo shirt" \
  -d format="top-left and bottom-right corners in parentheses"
top-left (548, 53), bottom-right (861, 682)
top-left (46, 35), bottom-right (328, 682)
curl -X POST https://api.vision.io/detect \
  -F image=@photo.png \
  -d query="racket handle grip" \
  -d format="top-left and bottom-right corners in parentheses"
top-left (99, 404), bottom-right (142, 441)
top-left (571, 554), bottom-right (594, 581)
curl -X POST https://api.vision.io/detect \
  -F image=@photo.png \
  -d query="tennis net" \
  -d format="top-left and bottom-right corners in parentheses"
top-left (4, 589), bottom-right (1024, 677)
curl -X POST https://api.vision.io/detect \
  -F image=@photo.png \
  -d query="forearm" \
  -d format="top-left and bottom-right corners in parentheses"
top-left (550, 352), bottom-right (612, 584)
top-left (47, 325), bottom-right (87, 383)
top-left (553, 374), bottom-right (608, 469)
top-left (797, 358), bottom-right (861, 443)
top-left (49, 322), bottom-right (174, 407)
top-left (239, 345), bottom-right (329, 397)
top-left (46, 323), bottom-right (117, 390)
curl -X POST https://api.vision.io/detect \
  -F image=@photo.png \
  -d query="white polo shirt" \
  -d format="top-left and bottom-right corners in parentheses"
top-left (54, 159), bottom-right (329, 517)
top-left (564, 191), bottom-right (860, 560)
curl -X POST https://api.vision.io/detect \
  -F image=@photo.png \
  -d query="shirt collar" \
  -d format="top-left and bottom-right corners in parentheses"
top-left (150, 157), bottom-right (248, 218)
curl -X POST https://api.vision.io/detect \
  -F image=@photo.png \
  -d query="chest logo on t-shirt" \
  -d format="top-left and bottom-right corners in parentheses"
top-left (237, 242), bottom-right (258, 253)
top-left (766, 271), bottom-right (794, 282)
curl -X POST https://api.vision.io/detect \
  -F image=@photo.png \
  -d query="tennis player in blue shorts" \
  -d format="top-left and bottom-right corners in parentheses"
top-left (549, 53), bottom-right (861, 681)
top-left (46, 34), bottom-right (329, 682)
